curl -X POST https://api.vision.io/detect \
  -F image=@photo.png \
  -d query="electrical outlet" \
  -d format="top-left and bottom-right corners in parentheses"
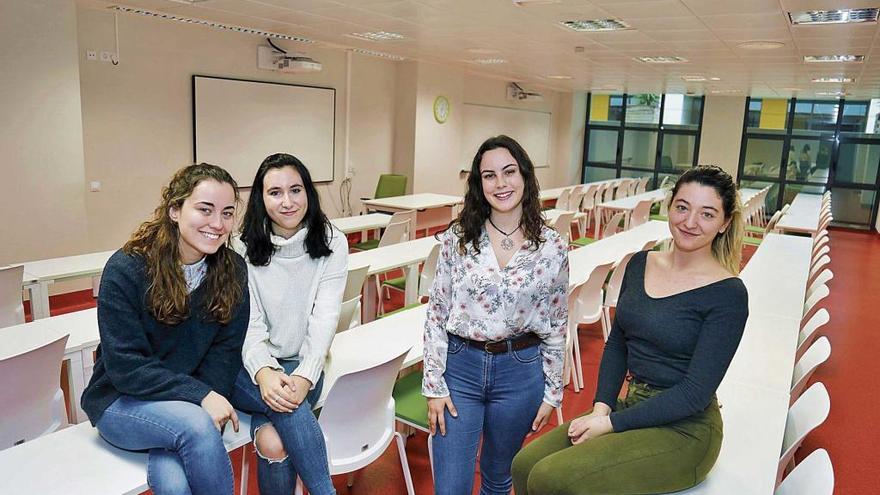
top-left (86, 50), bottom-right (97, 61)
top-left (89, 181), bottom-right (102, 192)
top-left (100, 51), bottom-right (114, 63)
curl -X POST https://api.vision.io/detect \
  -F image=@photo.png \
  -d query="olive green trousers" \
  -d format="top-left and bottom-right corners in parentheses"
top-left (512, 381), bottom-right (722, 495)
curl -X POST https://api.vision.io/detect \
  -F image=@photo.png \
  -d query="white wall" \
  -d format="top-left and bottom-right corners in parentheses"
top-left (0, 0), bottom-right (89, 264)
top-left (699, 95), bottom-right (747, 178)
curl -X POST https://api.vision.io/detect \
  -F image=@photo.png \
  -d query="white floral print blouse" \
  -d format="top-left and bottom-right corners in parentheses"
top-left (422, 224), bottom-right (569, 407)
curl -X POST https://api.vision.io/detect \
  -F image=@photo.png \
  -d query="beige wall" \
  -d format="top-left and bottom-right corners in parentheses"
top-left (0, 0), bottom-right (89, 264)
top-left (698, 95), bottom-right (747, 178)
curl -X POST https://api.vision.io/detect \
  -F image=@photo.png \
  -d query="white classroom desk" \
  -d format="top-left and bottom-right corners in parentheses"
top-left (568, 220), bottom-right (671, 288)
top-left (776, 192), bottom-right (825, 235)
top-left (361, 193), bottom-right (463, 232)
top-left (542, 208), bottom-right (584, 225)
top-left (329, 212), bottom-right (391, 235)
top-left (539, 179), bottom-right (620, 203)
top-left (18, 250), bottom-right (114, 320)
top-left (739, 234), bottom-right (813, 319)
top-left (595, 188), bottom-right (668, 232)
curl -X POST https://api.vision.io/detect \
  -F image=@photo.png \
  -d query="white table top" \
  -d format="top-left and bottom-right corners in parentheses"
top-left (362, 193), bottom-right (463, 211)
top-left (542, 208), bottom-right (584, 224)
top-left (17, 250), bottom-right (115, 284)
top-left (776, 192), bottom-right (824, 234)
top-left (568, 220), bottom-right (671, 288)
top-left (723, 313), bottom-right (801, 394)
top-left (739, 234), bottom-right (812, 319)
top-left (598, 189), bottom-right (668, 210)
top-left (348, 236), bottom-right (440, 275)
top-left (329, 213), bottom-right (391, 234)
top-left (0, 308), bottom-right (98, 360)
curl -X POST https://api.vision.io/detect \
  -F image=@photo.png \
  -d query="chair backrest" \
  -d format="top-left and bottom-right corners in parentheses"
top-left (615, 179), bottom-right (631, 200)
top-left (0, 265), bottom-right (25, 328)
top-left (418, 243), bottom-right (442, 299)
top-left (790, 337), bottom-right (831, 403)
top-left (567, 189), bottom-right (586, 213)
top-left (778, 382), bottom-right (830, 486)
top-left (781, 203), bottom-right (791, 215)
top-left (775, 448), bottom-right (834, 495)
top-left (0, 333), bottom-right (69, 449)
top-left (635, 177), bottom-right (649, 194)
top-left (627, 179), bottom-right (639, 196)
top-left (336, 295), bottom-right (361, 333)
top-left (344, 264), bottom-right (370, 302)
top-left (764, 210), bottom-right (784, 234)
top-left (630, 199), bottom-right (653, 228)
top-left (807, 269), bottom-right (833, 299)
top-left (374, 174), bottom-right (407, 199)
top-left (802, 283), bottom-right (829, 317)
top-left (580, 184), bottom-right (599, 211)
top-left (378, 219), bottom-right (411, 248)
top-left (811, 237), bottom-right (829, 258)
top-left (603, 182), bottom-right (616, 202)
top-left (318, 346), bottom-right (411, 473)
top-left (388, 210), bottom-right (416, 241)
top-left (659, 175), bottom-right (672, 190)
top-left (604, 250), bottom-right (639, 310)
top-left (809, 254), bottom-right (830, 280)
top-left (603, 211), bottom-right (626, 238)
top-left (797, 308), bottom-right (829, 361)
top-left (570, 261), bottom-right (616, 336)
top-left (552, 212), bottom-right (575, 243)
top-left (811, 245), bottom-right (830, 265)
top-left (556, 188), bottom-right (572, 211)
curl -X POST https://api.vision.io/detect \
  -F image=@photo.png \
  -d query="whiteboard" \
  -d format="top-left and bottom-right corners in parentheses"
top-left (461, 103), bottom-right (552, 170)
top-left (193, 76), bottom-right (335, 185)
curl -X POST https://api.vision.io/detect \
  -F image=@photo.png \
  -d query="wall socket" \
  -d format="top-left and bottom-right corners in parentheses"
top-left (100, 51), bottom-right (114, 63)
top-left (86, 50), bottom-right (97, 61)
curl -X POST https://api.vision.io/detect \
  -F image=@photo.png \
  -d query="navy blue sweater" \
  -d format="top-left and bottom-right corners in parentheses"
top-left (81, 249), bottom-right (249, 425)
top-left (595, 251), bottom-right (748, 432)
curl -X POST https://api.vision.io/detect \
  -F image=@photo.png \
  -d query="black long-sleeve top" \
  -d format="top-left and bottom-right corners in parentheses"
top-left (594, 251), bottom-right (748, 432)
top-left (81, 249), bottom-right (249, 425)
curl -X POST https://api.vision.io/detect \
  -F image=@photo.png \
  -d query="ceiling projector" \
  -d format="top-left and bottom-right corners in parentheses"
top-left (257, 45), bottom-right (322, 73)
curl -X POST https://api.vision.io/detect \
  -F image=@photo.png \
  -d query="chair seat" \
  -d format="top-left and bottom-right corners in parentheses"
top-left (570, 237), bottom-right (597, 247)
top-left (382, 276), bottom-right (406, 291)
top-left (743, 236), bottom-right (762, 246)
top-left (392, 371), bottom-right (429, 429)
top-left (351, 239), bottom-right (380, 251)
top-left (745, 224), bottom-right (764, 234)
top-left (379, 302), bottom-right (425, 318)
top-left (649, 214), bottom-right (668, 221)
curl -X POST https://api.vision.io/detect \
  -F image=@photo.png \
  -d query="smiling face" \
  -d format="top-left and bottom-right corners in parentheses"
top-left (668, 181), bottom-right (732, 254)
top-left (169, 179), bottom-right (236, 264)
top-left (262, 166), bottom-right (308, 238)
top-left (479, 147), bottom-right (525, 215)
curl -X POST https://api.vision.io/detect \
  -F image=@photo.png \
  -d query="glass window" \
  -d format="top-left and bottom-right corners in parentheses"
top-left (837, 142), bottom-right (880, 185)
top-left (792, 100), bottom-right (838, 136)
top-left (781, 184), bottom-right (826, 207)
top-left (620, 168), bottom-right (653, 188)
top-left (589, 94), bottom-right (624, 125)
top-left (746, 98), bottom-right (788, 134)
top-left (742, 138), bottom-right (784, 179)
top-left (662, 94), bottom-right (702, 130)
top-left (840, 99), bottom-right (880, 136)
top-left (787, 138), bottom-right (832, 183)
top-left (830, 187), bottom-right (876, 225)
top-left (625, 94), bottom-right (661, 126)
top-left (621, 130), bottom-right (657, 169)
top-left (583, 166), bottom-right (617, 183)
top-left (740, 180), bottom-right (780, 214)
top-left (587, 129), bottom-right (618, 164)
top-left (660, 134), bottom-right (695, 173)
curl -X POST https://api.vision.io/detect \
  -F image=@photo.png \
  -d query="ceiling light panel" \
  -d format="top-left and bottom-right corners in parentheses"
top-left (789, 8), bottom-right (879, 25)
top-left (812, 77), bottom-right (855, 83)
top-left (349, 31), bottom-right (406, 41)
top-left (471, 58), bottom-right (507, 65)
top-left (560, 19), bottom-right (632, 32)
top-left (804, 55), bottom-right (865, 63)
top-left (636, 56), bottom-right (688, 64)
top-left (681, 75), bottom-right (707, 82)
top-left (350, 48), bottom-right (405, 61)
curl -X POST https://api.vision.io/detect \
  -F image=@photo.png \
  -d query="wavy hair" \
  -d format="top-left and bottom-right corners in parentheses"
top-left (240, 153), bottom-right (334, 266)
top-left (449, 135), bottom-right (544, 254)
top-left (123, 163), bottom-right (243, 325)
top-left (670, 165), bottom-right (744, 275)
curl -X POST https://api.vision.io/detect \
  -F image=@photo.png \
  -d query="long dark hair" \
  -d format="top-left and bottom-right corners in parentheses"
top-left (450, 135), bottom-right (544, 254)
top-left (123, 163), bottom-right (243, 325)
top-left (670, 165), bottom-right (744, 274)
top-left (240, 153), bottom-right (334, 265)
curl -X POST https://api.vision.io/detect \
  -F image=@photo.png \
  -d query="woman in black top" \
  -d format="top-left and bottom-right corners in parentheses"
top-left (512, 166), bottom-right (749, 494)
top-left (81, 164), bottom-right (249, 495)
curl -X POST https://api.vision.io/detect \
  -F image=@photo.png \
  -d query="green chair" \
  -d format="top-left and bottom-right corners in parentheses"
top-left (374, 174), bottom-right (408, 199)
top-left (392, 370), bottom-right (433, 479)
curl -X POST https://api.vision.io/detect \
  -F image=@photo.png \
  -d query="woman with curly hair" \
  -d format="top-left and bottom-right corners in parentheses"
top-left (81, 163), bottom-right (249, 495)
top-left (423, 135), bottom-right (569, 494)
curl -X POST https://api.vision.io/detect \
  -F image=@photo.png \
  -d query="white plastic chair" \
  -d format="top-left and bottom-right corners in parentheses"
top-left (630, 199), bottom-right (653, 228)
top-left (603, 211), bottom-right (626, 239)
top-left (336, 295), bottom-right (361, 333)
top-left (552, 212), bottom-right (575, 244)
top-left (373, 219), bottom-right (413, 316)
top-left (626, 179), bottom-right (639, 196)
top-left (601, 250), bottom-right (641, 334)
top-left (790, 336), bottom-right (831, 405)
top-left (297, 347), bottom-right (415, 495)
top-left (776, 448), bottom-right (834, 495)
top-left (568, 262), bottom-right (616, 390)
top-left (808, 255), bottom-right (830, 283)
top-left (797, 309), bottom-right (829, 361)
top-left (0, 265), bottom-right (26, 328)
top-left (635, 177), bottom-right (649, 194)
top-left (777, 382), bottom-right (830, 487)
top-left (556, 188), bottom-right (571, 212)
top-left (811, 245), bottom-right (830, 265)
top-left (603, 181), bottom-right (616, 203)
top-left (344, 264), bottom-right (369, 326)
top-left (811, 237), bottom-right (829, 258)
top-left (0, 333), bottom-right (69, 450)
top-left (802, 284), bottom-right (829, 318)
top-left (806, 269), bottom-right (833, 300)
top-left (418, 243), bottom-right (442, 300)
top-left (578, 184), bottom-right (600, 236)
top-left (615, 179), bottom-right (632, 200)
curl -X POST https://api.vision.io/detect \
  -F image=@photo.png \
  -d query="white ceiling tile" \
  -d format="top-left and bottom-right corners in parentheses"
top-left (682, 0), bottom-right (783, 15)
top-left (599, 0), bottom-right (695, 19)
top-left (641, 29), bottom-right (720, 42)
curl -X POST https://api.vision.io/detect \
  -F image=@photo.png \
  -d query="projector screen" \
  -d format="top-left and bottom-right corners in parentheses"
top-left (193, 75), bottom-right (336, 185)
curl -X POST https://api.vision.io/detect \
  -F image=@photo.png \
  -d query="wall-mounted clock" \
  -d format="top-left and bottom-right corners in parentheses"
top-left (433, 95), bottom-right (450, 124)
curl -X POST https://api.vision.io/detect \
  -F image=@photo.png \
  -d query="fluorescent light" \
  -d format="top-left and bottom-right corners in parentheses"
top-left (710, 89), bottom-right (742, 94)
top-left (107, 5), bottom-right (314, 43)
top-left (789, 8), bottom-right (879, 25)
top-left (560, 19), bottom-right (632, 32)
top-left (350, 48), bottom-right (405, 61)
top-left (736, 40), bottom-right (785, 50)
top-left (815, 91), bottom-right (848, 96)
top-left (804, 55), bottom-right (865, 63)
top-left (545, 75), bottom-right (573, 79)
top-left (681, 75), bottom-right (707, 82)
top-left (636, 56), bottom-right (688, 64)
top-left (349, 31), bottom-right (405, 41)
top-left (512, 0), bottom-right (561, 5)
top-left (812, 76), bottom-right (855, 83)
top-left (471, 58), bottom-right (506, 64)
top-left (709, 77), bottom-right (721, 81)
top-left (467, 48), bottom-right (501, 55)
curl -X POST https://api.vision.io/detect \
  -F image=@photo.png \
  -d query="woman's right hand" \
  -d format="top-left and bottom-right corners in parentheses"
top-left (427, 396), bottom-right (458, 436)
top-left (201, 390), bottom-right (239, 433)
top-left (255, 367), bottom-right (299, 413)
top-left (567, 402), bottom-right (611, 442)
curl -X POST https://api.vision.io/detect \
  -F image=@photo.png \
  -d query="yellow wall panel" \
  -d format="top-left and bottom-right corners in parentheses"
top-left (759, 99), bottom-right (787, 130)
top-left (591, 94), bottom-right (610, 121)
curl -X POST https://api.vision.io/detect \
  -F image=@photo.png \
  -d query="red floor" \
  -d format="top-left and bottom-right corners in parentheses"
top-left (36, 227), bottom-right (878, 494)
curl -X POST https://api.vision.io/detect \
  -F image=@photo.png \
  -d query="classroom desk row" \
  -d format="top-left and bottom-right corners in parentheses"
top-left (776, 192), bottom-right (825, 236)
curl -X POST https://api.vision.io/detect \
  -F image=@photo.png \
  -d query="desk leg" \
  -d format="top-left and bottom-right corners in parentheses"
top-left (362, 274), bottom-right (378, 324)
top-left (404, 264), bottom-right (419, 306)
top-left (594, 207), bottom-right (603, 239)
top-left (30, 281), bottom-right (52, 319)
top-left (64, 353), bottom-right (87, 424)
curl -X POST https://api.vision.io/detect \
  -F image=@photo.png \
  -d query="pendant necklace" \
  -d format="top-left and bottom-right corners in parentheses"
top-left (488, 217), bottom-right (521, 251)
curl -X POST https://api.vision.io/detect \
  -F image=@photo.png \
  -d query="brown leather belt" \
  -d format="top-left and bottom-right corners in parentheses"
top-left (452, 332), bottom-right (542, 354)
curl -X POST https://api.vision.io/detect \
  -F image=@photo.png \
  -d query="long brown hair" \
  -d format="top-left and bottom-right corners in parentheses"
top-left (450, 135), bottom-right (545, 254)
top-left (123, 163), bottom-right (243, 325)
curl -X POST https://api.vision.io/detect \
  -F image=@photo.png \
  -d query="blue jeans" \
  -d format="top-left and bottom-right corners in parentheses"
top-left (432, 334), bottom-right (546, 495)
top-left (230, 359), bottom-right (335, 495)
top-left (95, 395), bottom-right (233, 495)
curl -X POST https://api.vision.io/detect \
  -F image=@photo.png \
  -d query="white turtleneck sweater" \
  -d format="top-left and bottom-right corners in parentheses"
top-left (236, 226), bottom-right (348, 388)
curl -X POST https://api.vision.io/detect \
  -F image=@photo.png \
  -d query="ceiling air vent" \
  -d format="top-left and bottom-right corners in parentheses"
top-left (789, 8), bottom-right (879, 25)
top-left (560, 19), bottom-right (632, 32)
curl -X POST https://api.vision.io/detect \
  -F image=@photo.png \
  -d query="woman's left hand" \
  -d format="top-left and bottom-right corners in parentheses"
top-left (569, 415), bottom-right (613, 444)
top-left (529, 402), bottom-right (555, 434)
top-left (289, 375), bottom-right (312, 407)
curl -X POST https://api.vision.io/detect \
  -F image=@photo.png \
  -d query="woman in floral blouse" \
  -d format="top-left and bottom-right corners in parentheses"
top-left (423, 134), bottom-right (569, 494)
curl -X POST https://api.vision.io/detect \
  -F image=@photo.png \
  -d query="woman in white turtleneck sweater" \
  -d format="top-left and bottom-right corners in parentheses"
top-left (230, 153), bottom-right (347, 495)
